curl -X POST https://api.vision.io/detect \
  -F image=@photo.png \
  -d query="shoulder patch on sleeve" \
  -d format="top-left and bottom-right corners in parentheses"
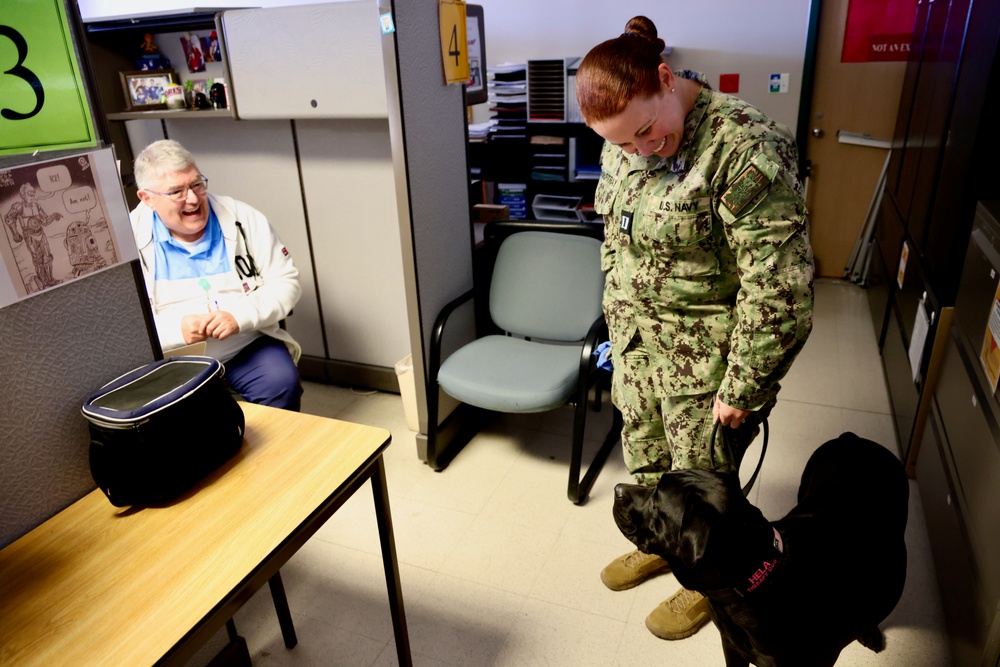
top-left (721, 165), bottom-right (770, 216)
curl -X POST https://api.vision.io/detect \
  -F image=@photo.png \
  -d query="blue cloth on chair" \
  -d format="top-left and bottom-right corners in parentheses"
top-left (594, 340), bottom-right (614, 371)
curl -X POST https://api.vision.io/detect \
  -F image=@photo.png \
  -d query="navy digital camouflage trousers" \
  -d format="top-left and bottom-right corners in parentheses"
top-left (612, 342), bottom-right (775, 486)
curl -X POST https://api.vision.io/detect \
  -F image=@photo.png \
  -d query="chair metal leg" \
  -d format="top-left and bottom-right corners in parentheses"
top-left (567, 395), bottom-right (622, 505)
top-left (567, 393), bottom-right (588, 502)
top-left (592, 370), bottom-right (612, 412)
top-left (424, 403), bottom-right (482, 471)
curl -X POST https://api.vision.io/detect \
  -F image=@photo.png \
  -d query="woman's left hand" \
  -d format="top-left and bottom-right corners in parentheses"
top-left (714, 397), bottom-right (753, 428)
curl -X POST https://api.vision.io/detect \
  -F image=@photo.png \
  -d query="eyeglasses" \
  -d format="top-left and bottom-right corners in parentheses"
top-left (144, 176), bottom-right (209, 202)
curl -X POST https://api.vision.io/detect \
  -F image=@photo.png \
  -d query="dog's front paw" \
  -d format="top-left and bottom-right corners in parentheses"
top-left (858, 626), bottom-right (885, 652)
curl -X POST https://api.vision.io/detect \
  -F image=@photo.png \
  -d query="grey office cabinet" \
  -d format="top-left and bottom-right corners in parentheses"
top-left (919, 203), bottom-right (1000, 665)
top-left (222, 2), bottom-right (388, 120)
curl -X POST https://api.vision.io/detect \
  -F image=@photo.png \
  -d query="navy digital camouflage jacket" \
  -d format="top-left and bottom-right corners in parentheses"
top-left (594, 71), bottom-right (815, 411)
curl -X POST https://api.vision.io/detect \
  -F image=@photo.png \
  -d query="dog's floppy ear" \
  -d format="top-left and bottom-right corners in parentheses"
top-left (676, 490), bottom-right (714, 570)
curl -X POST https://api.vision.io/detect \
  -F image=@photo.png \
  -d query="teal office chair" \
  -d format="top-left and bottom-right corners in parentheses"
top-left (426, 220), bottom-right (622, 504)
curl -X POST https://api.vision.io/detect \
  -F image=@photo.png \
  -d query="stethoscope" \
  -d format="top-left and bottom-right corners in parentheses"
top-left (233, 220), bottom-right (259, 279)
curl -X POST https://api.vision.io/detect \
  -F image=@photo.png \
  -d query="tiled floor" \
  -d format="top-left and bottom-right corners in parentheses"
top-left (232, 279), bottom-right (952, 666)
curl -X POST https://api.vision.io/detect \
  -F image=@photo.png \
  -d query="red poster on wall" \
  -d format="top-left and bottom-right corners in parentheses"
top-left (842, 0), bottom-right (920, 63)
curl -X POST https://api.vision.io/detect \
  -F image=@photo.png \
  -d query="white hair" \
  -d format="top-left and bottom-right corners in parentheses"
top-left (133, 139), bottom-right (198, 190)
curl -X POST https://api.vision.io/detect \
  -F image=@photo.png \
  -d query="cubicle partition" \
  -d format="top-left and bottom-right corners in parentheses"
top-left (81, 1), bottom-right (414, 392)
top-left (0, 261), bottom-right (154, 548)
top-left (75, 0), bottom-right (479, 457)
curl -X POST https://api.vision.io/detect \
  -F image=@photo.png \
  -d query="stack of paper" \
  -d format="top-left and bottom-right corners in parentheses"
top-left (468, 120), bottom-right (496, 141)
top-left (487, 63), bottom-right (527, 140)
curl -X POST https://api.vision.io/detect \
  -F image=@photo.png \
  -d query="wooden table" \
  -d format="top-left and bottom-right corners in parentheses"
top-left (0, 403), bottom-right (411, 666)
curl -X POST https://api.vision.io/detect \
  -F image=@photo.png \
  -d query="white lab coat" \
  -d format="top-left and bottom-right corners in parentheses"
top-left (131, 193), bottom-right (302, 363)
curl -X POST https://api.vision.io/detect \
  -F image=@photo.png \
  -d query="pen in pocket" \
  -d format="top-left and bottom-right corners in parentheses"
top-left (197, 278), bottom-right (219, 312)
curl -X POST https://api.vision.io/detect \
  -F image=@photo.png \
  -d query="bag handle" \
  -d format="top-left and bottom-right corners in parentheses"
top-left (711, 417), bottom-right (769, 497)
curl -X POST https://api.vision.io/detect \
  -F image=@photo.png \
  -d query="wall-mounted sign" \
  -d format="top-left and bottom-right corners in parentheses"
top-left (0, 0), bottom-right (97, 156)
top-left (439, 0), bottom-right (469, 85)
top-left (842, 0), bottom-right (920, 63)
top-left (0, 148), bottom-right (137, 308)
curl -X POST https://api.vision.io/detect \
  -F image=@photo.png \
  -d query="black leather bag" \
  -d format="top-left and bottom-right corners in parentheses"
top-left (82, 356), bottom-right (245, 507)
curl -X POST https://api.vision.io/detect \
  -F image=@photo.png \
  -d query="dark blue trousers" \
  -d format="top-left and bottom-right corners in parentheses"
top-left (224, 335), bottom-right (303, 412)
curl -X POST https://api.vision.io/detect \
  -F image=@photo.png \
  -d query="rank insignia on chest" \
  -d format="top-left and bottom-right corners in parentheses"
top-left (620, 210), bottom-right (634, 239)
top-left (722, 164), bottom-right (770, 216)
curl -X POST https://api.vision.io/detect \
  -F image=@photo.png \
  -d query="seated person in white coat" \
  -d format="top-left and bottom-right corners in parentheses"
top-left (131, 139), bottom-right (303, 411)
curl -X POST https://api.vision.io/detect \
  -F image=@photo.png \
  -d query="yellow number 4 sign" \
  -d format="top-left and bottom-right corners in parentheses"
top-left (439, 0), bottom-right (469, 85)
top-left (1, 0), bottom-right (96, 156)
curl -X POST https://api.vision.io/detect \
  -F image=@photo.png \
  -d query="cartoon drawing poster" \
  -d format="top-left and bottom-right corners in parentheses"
top-left (0, 147), bottom-right (138, 308)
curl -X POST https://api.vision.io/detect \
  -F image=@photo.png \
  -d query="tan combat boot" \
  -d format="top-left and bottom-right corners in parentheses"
top-left (600, 549), bottom-right (670, 591)
top-left (645, 588), bottom-right (711, 640)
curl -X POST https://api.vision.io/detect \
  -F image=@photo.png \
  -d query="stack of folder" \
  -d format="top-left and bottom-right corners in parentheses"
top-left (487, 63), bottom-right (527, 141)
top-left (485, 63), bottom-right (529, 218)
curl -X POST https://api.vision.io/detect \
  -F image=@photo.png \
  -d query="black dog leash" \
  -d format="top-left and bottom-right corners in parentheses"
top-left (711, 417), bottom-right (769, 497)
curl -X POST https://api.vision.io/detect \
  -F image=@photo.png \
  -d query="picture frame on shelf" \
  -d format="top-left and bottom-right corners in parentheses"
top-left (464, 4), bottom-right (487, 105)
top-left (120, 69), bottom-right (175, 111)
top-left (187, 78), bottom-right (208, 98)
top-left (185, 79), bottom-right (209, 109)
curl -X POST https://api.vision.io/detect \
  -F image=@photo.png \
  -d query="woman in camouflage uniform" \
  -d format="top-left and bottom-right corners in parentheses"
top-left (576, 16), bottom-right (815, 641)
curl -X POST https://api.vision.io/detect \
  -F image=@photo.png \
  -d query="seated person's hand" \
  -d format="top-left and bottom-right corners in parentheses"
top-left (180, 311), bottom-right (239, 343)
top-left (181, 313), bottom-right (210, 344)
top-left (204, 310), bottom-right (239, 340)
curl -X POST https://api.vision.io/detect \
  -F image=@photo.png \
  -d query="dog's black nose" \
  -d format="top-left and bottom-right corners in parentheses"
top-left (614, 484), bottom-right (626, 500)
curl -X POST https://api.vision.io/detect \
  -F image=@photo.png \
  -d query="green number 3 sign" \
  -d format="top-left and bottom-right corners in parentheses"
top-left (1, 0), bottom-right (95, 156)
top-left (1, 25), bottom-right (45, 121)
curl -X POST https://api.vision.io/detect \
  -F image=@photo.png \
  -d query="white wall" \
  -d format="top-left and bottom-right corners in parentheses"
top-left (77, 0), bottom-right (350, 22)
top-left (473, 0), bottom-right (811, 132)
top-left (80, 0), bottom-right (810, 134)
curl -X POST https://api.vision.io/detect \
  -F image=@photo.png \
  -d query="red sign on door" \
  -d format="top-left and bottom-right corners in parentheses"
top-left (842, 0), bottom-right (920, 63)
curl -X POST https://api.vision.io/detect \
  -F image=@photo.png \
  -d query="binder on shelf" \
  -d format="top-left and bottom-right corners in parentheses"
top-left (498, 182), bottom-right (528, 220)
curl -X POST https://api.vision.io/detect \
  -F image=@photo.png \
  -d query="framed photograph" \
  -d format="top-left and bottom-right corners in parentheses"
top-left (464, 4), bottom-right (487, 105)
top-left (187, 78), bottom-right (208, 97)
top-left (119, 69), bottom-right (175, 111)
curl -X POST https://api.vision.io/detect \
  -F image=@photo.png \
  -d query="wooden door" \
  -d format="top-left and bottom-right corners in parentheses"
top-left (803, 0), bottom-right (910, 278)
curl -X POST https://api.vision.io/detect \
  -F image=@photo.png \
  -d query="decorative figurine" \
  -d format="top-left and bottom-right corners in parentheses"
top-left (135, 33), bottom-right (170, 71)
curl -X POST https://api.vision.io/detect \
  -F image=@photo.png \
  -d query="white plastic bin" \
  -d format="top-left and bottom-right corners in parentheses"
top-left (394, 354), bottom-right (419, 432)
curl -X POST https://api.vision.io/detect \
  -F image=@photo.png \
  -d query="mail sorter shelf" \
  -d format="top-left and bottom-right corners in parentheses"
top-left (532, 194), bottom-right (584, 222)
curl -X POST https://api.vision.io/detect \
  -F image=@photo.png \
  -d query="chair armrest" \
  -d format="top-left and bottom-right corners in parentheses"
top-left (578, 316), bottom-right (609, 381)
top-left (425, 288), bottom-right (476, 463)
top-left (428, 287), bottom-right (476, 396)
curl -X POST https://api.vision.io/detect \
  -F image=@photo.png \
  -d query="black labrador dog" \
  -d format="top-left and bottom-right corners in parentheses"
top-left (613, 432), bottom-right (908, 666)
